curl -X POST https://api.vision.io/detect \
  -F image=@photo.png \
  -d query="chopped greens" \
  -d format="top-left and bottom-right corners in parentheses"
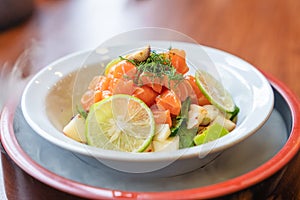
top-left (119, 56), bottom-right (136, 65)
top-left (120, 51), bottom-right (184, 86)
top-left (170, 97), bottom-right (191, 136)
top-left (177, 124), bottom-right (198, 149)
top-left (169, 97), bottom-right (197, 149)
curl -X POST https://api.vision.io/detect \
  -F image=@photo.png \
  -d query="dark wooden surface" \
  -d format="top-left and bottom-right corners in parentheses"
top-left (0, 0), bottom-right (299, 199)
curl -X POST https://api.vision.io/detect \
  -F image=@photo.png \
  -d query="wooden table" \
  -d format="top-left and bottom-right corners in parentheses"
top-left (0, 0), bottom-right (299, 199)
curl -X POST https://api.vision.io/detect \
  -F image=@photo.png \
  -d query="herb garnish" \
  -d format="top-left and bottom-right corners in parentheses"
top-left (120, 50), bottom-right (184, 87)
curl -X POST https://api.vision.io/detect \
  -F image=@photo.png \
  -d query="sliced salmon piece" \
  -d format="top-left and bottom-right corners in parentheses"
top-left (151, 108), bottom-right (172, 127)
top-left (133, 85), bottom-right (158, 107)
top-left (88, 76), bottom-right (101, 90)
top-left (81, 90), bottom-right (95, 111)
top-left (106, 60), bottom-right (137, 79)
top-left (156, 89), bottom-right (181, 116)
top-left (138, 72), bottom-right (164, 93)
top-left (94, 90), bottom-right (112, 103)
top-left (168, 49), bottom-right (189, 74)
top-left (172, 79), bottom-right (198, 104)
top-left (93, 90), bottom-right (102, 103)
top-left (109, 78), bottom-right (135, 95)
top-left (149, 83), bottom-right (163, 93)
top-left (95, 76), bottom-right (111, 91)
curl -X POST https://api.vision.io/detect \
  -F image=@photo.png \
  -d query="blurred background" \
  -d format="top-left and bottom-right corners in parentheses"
top-left (0, 0), bottom-right (299, 100)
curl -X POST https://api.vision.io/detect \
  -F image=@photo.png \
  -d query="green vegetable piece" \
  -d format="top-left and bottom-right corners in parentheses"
top-left (193, 123), bottom-right (229, 145)
top-left (178, 123), bottom-right (198, 149)
top-left (170, 97), bottom-right (191, 136)
top-left (229, 106), bottom-right (240, 121)
top-left (169, 97), bottom-right (197, 149)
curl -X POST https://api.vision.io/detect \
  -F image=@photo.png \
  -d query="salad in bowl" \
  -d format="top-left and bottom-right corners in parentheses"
top-left (21, 39), bottom-right (273, 175)
top-left (63, 45), bottom-right (239, 153)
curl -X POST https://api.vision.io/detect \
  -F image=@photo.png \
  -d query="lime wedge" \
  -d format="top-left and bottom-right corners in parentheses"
top-left (86, 94), bottom-right (155, 152)
top-left (195, 70), bottom-right (239, 117)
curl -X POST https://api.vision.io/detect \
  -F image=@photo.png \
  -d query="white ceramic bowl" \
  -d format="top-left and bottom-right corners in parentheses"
top-left (21, 41), bottom-right (274, 176)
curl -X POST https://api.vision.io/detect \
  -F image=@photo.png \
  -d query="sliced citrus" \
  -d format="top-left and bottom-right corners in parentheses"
top-left (195, 70), bottom-right (239, 117)
top-left (86, 94), bottom-right (155, 152)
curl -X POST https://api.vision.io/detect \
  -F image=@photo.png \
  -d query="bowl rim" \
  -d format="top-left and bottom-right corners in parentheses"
top-left (20, 42), bottom-right (274, 161)
top-left (0, 73), bottom-right (299, 199)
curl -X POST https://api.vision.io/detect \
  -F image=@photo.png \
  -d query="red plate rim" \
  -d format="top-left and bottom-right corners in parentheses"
top-left (0, 74), bottom-right (299, 199)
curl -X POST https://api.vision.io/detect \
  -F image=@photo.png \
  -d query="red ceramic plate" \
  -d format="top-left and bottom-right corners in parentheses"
top-left (0, 74), bottom-right (299, 199)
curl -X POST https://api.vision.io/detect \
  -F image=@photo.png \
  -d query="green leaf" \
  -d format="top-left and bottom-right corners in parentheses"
top-left (170, 97), bottom-right (191, 136)
top-left (178, 123), bottom-right (198, 149)
top-left (169, 97), bottom-right (197, 149)
top-left (119, 56), bottom-right (137, 65)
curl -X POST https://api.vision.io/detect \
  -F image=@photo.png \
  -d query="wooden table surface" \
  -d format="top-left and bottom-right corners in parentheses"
top-left (0, 0), bottom-right (299, 199)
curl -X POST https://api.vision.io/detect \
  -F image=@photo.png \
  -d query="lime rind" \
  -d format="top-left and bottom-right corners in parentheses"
top-left (85, 94), bottom-right (155, 152)
top-left (195, 70), bottom-right (239, 116)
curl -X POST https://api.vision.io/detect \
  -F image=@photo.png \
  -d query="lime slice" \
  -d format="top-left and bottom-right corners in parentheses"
top-left (86, 94), bottom-right (155, 152)
top-left (104, 58), bottom-right (121, 76)
top-left (195, 70), bottom-right (239, 117)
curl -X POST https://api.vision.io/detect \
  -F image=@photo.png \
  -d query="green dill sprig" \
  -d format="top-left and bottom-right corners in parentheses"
top-left (137, 51), bottom-right (184, 85)
top-left (119, 56), bottom-right (136, 65)
top-left (119, 50), bottom-right (184, 87)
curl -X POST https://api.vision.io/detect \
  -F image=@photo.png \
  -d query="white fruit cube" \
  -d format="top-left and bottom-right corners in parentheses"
top-left (153, 136), bottom-right (179, 152)
top-left (154, 124), bottom-right (171, 142)
top-left (187, 104), bottom-right (207, 129)
top-left (63, 114), bottom-right (87, 143)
